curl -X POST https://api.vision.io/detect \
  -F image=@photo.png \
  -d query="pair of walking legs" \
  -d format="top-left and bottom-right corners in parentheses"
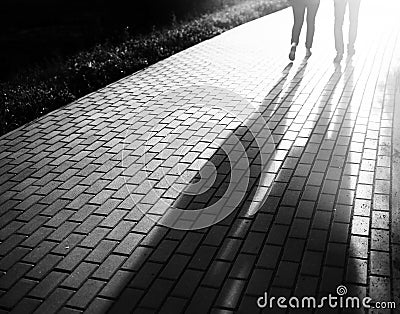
top-left (334, 0), bottom-right (361, 61)
top-left (290, 0), bottom-right (320, 61)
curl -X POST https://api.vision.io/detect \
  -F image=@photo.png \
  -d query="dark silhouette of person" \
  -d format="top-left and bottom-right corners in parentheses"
top-left (289, 0), bottom-right (321, 61)
top-left (334, 0), bottom-right (361, 62)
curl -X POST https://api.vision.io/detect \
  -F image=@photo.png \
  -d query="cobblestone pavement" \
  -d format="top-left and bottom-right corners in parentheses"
top-left (1, 1), bottom-right (400, 313)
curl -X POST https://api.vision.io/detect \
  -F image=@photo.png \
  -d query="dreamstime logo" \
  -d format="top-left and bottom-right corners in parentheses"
top-left (121, 85), bottom-right (277, 230)
top-left (257, 285), bottom-right (397, 310)
top-left (336, 285), bottom-right (347, 296)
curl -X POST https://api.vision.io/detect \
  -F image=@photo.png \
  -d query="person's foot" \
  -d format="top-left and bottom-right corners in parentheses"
top-left (334, 53), bottom-right (343, 63)
top-left (289, 45), bottom-right (296, 61)
top-left (305, 48), bottom-right (312, 58)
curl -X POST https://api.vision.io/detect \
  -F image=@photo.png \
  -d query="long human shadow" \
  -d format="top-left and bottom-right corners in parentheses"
top-left (209, 61), bottom-right (362, 314)
top-left (314, 59), bottom-right (370, 311)
top-left (276, 59), bottom-right (369, 314)
top-left (108, 61), bottom-right (312, 313)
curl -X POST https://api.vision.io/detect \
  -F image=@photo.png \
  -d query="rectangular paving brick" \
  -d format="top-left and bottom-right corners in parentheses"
top-left (329, 222), bottom-right (349, 243)
top-left (84, 297), bottom-right (113, 314)
top-left (113, 233), bottom-right (144, 256)
top-left (265, 225), bottom-right (289, 245)
top-left (122, 246), bottom-right (152, 272)
top-left (345, 258), bottom-right (367, 285)
top-left (0, 278), bottom-right (36, 310)
top-left (0, 234), bottom-right (25, 256)
top-left (108, 288), bottom-right (144, 313)
top-left (129, 262), bottom-right (163, 290)
top-left (61, 262), bottom-right (98, 289)
top-left (351, 216), bottom-right (370, 236)
top-left (229, 254), bottom-right (256, 280)
top-left (9, 297), bottom-right (41, 314)
top-left (99, 270), bottom-right (134, 299)
top-left (320, 267), bottom-right (344, 295)
top-left (0, 247), bottom-right (30, 271)
top-left (105, 220), bottom-right (135, 241)
top-left (139, 278), bottom-right (175, 309)
top-left (325, 243), bottom-right (347, 267)
top-left (45, 210), bottom-right (75, 228)
top-left (371, 210), bottom-right (390, 229)
top-left (33, 288), bottom-right (74, 313)
top-left (189, 245), bottom-right (218, 271)
top-left (66, 279), bottom-right (105, 309)
top-left (159, 254), bottom-right (190, 281)
top-left (241, 232), bottom-right (265, 255)
top-left (56, 247), bottom-right (91, 272)
top-left (52, 233), bottom-right (85, 255)
top-left (369, 276), bottom-right (391, 301)
top-left (79, 227), bottom-right (110, 248)
top-left (370, 251), bottom-right (390, 276)
top-left (257, 245), bottom-right (281, 269)
top-left (272, 261), bottom-right (299, 288)
top-left (47, 222), bottom-right (79, 242)
top-left (214, 279), bottom-right (246, 309)
top-left (92, 254), bottom-right (126, 280)
top-left (29, 271), bottom-right (67, 299)
top-left (171, 269), bottom-right (203, 299)
top-left (0, 263), bottom-right (32, 290)
top-left (22, 241), bottom-right (57, 264)
top-left (26, 254), bottom-right (62, 280)
top-left (85, 239), bottom-right (118, 263)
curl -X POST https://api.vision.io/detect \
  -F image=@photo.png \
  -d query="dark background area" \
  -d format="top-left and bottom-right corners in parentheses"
top-left (0, 0), bottom-right (240, 81)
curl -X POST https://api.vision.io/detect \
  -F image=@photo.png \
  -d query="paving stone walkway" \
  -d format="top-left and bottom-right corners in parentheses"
top-left (1, 1), bottom-right (400, 313)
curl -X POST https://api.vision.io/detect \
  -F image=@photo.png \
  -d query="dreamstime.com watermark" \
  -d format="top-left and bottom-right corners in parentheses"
top-left (257, 285), bottom-right (397, 310)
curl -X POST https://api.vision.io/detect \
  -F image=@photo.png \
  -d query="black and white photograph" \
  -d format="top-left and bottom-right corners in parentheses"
top-left (0, 0), bottom-right (399, 312)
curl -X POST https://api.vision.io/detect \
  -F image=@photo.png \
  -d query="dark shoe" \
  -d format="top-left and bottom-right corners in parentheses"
top-left (289, 46), bottom-right (296, 61)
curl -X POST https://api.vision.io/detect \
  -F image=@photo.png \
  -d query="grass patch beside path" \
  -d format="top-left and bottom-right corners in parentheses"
top-left (0, 0), bottom-right (288, 137)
